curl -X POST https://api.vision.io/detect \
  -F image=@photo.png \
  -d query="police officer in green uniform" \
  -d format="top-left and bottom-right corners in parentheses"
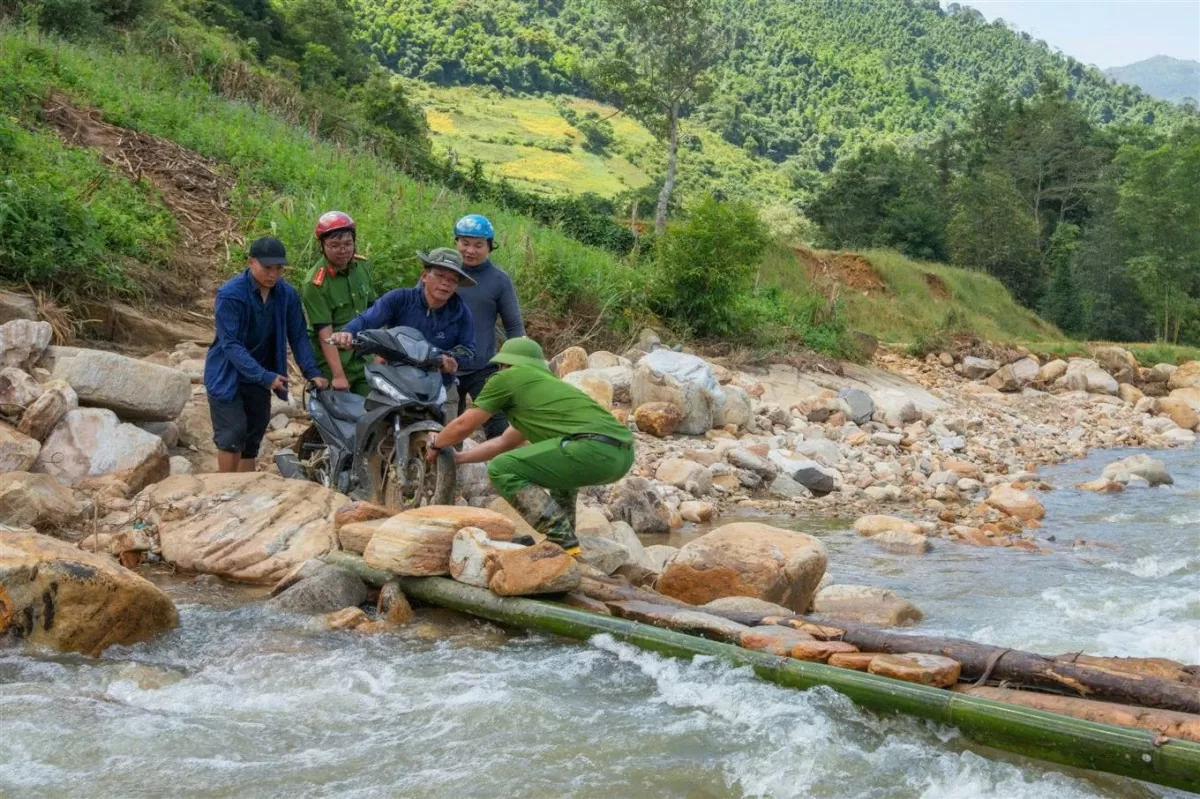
top-left (426, 337), bottom-right (634, 555)
top-left (301, 211), bottom-right (377, 395)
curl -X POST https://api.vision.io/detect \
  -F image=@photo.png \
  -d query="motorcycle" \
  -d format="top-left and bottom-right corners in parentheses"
top-left (275, 326), bottom-right (465, 511)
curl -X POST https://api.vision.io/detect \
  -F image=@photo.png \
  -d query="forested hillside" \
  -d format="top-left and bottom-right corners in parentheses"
top-left (1106, 57), bottom-right (1200, 105)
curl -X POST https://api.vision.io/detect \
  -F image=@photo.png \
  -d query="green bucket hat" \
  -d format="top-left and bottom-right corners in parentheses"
top-left (490, 337), bottom-right (550, 370)
top-left (417, 247), bottom-right (477, 287)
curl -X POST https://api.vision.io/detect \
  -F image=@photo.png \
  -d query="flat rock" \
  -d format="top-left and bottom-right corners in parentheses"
top-left (868, 653), bottom-right (961, 688)
top-left (0, 529), bottom-right (177, 655)
top-left (739, 627), bottom-right (858, 662)
top-left (658, 522), bottom-right (826, 612)
top-left (812, 584), bottom-right (923, 627)
top-left (365, 506), bottom-right (516, 576)
top-left (985, 484), bottom-right (1046, 521)
top-left (870, 530), bottom-right (931, 554)
top-left (702, 596), bottom-right (793, 617)
top-left (141, 472), bottom-right (349, 584)
top-left (486, 540), bottom-right (580, 596)
top-left (853, 515), bottom-right (921, 536)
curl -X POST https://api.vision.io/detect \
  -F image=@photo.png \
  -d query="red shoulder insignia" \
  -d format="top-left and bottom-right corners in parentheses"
top-left (312, 266), bottom-right (329, 287)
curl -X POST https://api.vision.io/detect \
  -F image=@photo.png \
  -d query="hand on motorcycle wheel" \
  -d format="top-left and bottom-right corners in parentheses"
top-left (424, 440), bottom-right (440, 463)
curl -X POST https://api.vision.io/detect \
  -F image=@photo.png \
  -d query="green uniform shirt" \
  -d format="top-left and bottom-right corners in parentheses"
top-left (473, 365), bottom-right (633, 445)
top-left (300, 260), bottom-right (376, 380)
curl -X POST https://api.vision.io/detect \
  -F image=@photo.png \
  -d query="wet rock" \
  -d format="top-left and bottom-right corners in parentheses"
top-left (853, 515), bottom-right (922, 536)
top-left (767, 450), bottom-right (838, 496)
top-left (268, 564), bottom-right (367, 614)
top-left (702, 596), bottom-right (794, 617)
top-left (609, 476), bottom-right (673, 534)
top-left (1167, 360), bottom-right (1200, 391)
top-left (657, 522), bottom-right (826, 613)
top-left (985, 484), bottom-right (1046, 521)
top-left (1076, 478), bottom-right (1124, 493)
top-left (449, 527), bottom-right (525, 587)
top-left (486, 540), bottom-right (580, 596)
top-left (17, 380), bottom-right (77, 443)
top-left (551, 346), bottom-right (589, 378)
top-left (364, 506), bottom-right (516, 576)
top-left (811, 584), bottom-right (924, 627)
top-left (563, 369), bottom-right (614, 407)
top-left (634, 401), bottom-right (682, 437)
top-left (142, 472), bottom-right (349, 584)
top-left (377, 580), bottom-right (415, 624)
top-left (0, 529), bottom-right (177, 655)
top-left (961, 356), bottom-right (999, 380)
top-left (1157, 397), bottom-right (1199, 430)
top-left (0, 471), bottom-right (84, 530)
top-left (870, 530), bottom-right (931, 554)
top-left (322, 607), bottom-right (370, 631)
top-left (40, 346), bottom-right (190, 422)
top-left (631, 351), bottom-right (723, 436)
top-left (868, 653), bottom-right (961, 688)
top-left (715, 385), bottom-right (753, 430)
top-left (738, 627), bottom-right (859, 662)
top-left (0, 320), bottom-right (52, 371)
top-left (578, 535), bottom-right (630, 574)
top-left (1101, 454), bottom-right (1173, 487)
top-left (0, 422), bottom-right (40, 473)
top-left (837, 388), bottom-right (874, 425)
top-left (828, 652), bottom-right (883, 672)
top-left (35, 408), bottom-right (167, 492)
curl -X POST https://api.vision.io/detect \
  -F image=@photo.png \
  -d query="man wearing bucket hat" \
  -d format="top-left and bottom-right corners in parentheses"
top-left (425, 337), bottom-right (634, 554)
top-left (329, 248), bottom-right (476, 385)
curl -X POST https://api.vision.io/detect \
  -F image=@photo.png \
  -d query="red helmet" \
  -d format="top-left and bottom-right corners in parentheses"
top-left (315, 211), bottom-right (356, 240)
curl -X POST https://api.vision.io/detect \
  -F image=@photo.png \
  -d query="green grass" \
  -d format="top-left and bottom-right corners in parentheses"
top-left (1033, 341), bottom-right (1200, 366)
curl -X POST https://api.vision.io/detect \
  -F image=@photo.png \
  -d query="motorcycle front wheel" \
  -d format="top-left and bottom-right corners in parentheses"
top-left (381, 432), bottom-right (457, 510)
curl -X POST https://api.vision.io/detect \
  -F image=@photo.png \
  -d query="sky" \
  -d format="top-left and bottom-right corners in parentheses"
top-left (950, 1), bottom-right (1200, 68)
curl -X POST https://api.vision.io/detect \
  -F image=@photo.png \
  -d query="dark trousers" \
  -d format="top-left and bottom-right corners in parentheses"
top-left (453, 367), bottom-right (509, 440)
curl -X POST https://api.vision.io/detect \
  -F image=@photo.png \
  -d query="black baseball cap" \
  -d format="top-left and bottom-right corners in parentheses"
top-left (249, 237), bottom-right (289, 267)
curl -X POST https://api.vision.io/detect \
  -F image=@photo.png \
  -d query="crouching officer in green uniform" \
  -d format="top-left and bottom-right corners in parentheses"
top-left (426, 337), bottom-right (633, 555)
top-left (301, 211), bottom-right (376, 395)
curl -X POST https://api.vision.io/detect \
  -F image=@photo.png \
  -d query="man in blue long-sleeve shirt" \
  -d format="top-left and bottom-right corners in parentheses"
top-left (204, 237), bottom-right (328, 473)
top-left (330, 248), bottom-right (477, 386)
top-left (448, 214), bottom-right (525, 440)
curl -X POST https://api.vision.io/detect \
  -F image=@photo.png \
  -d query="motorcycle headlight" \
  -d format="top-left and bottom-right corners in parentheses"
top-left (369, 374), bottom-right (408, 403)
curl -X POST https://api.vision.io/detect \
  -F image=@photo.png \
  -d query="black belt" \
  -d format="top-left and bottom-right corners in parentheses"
top-left (561, 433), bottom-right (632, 450)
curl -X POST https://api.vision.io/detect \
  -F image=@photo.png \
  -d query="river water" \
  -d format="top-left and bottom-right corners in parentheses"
top-left (1, 447), bottom-right (1197, 798)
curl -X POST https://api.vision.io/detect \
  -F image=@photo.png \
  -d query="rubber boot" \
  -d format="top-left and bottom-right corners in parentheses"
top-left (509, 484), bottom-right (580, 554)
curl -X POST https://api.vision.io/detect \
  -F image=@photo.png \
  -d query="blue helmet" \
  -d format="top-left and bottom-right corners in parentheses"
top-left (454, 214), bottom-right (494, 241)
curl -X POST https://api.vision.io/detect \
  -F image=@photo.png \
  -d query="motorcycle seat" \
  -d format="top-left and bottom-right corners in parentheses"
top-left (323, 391), bottom-right (366, 423)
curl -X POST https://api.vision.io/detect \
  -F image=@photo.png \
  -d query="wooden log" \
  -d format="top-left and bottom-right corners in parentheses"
top-left (398, 576), bottom-right (1200, 794)
top-left (1049, 655), bottom-right (1200, 688)
top-left (955, 686), bottom-right (1200, 744)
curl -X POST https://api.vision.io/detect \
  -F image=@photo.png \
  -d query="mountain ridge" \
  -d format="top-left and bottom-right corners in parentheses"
top-left (1105, 55), bottom-right (1200, 105)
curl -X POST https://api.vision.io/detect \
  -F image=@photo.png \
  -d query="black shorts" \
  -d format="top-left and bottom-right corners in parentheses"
top-left (209, 382), bottom-right (272, 458)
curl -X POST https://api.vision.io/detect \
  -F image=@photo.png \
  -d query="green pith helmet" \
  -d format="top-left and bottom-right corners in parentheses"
top-left (490, 337), bottom-right (549, 371)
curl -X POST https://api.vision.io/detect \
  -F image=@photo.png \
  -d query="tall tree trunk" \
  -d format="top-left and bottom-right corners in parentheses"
top-left (655, 101), bottom-right (680, 235)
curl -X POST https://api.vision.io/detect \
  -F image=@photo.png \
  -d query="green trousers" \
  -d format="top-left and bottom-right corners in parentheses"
top-left (488, 437), bottom-right (634, 544)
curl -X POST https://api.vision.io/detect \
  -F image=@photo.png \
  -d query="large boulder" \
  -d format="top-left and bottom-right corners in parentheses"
top-left (1058, 359), bottom-right (1118, 395)
top-left (870, 530), bottom-right (931, 554)
top-left (961, 356), bottom-right (999, 380)
top-left (767, 451), bottom-right (839, 496)
top-left (811, 584), bottom-right (923, 627)
top-left (1148, 363), bottom-right (1177, 384)
top-left (35, 409), bottom-right (168, 493)
top-left (1101, 454), bottom-right (1173, 487)
top-left (268, 564), bottom-right (368, 615)
top-left (140, 473), bottom-right (349, 583)
top-left (1093, 346), bottom-right (1138, 384)
top-left (1167, 360), bottom-right (1200, 391)
top-left (985, 484), bottom-right (1046, 521)
top-left (1037, 359), bottom-right (1069, 383)
top-left (986, 358), bottom-right (1039, 393)
top-left (562, 369), bottom-right (614, 407)
top-left (0, 472), bottom-right (84, 530)
top-left (485, 540), bottom-right (581, 596)
top-left (0, 320), bottom-right (52, 371)
top-left (363, 506), bottom-right (515, 576)
top-left (837, 388), bottom-right (874, 425)
top-left (657, 522), bottom-right (827, 613)
top-left (0, 422), bottom-right (40, 473)
top-left (608, 476), bottom-right (673, 534)
top-left (17, 380), bottom-right (77, 442)
top-left (449, 527), bottom-right (525, 587)
top-left (631, 350), bottom-right (723, 436)
top-left (715, 385), bottom-right (753, 430)
top-left (0, 367), bottom-right (42, 420)
top-left (551, 346), bottom-right (588, 378)
top-left (1157, 397), bottom-right (1200, 431)
top-left (0, 529), bottom-right (178, 655)
top-left (39, 346), bottom-right (191, 422)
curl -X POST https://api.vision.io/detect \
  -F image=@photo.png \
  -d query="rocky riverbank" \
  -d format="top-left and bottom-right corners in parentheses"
top-left (0, 308), bottom-right (1196, 656)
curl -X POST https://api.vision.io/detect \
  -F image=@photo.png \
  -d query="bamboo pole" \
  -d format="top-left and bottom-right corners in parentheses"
top-left (398, 576), bottom-right (1200, 794)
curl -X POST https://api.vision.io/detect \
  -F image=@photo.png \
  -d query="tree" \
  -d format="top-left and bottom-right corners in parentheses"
top-left (591, 0), bottom-right (726, 234)
top-left (946, 168), bottom-right (1042, 305)
top-left (1038, 223), bottom-right (1084, 335)
top-left (1117, 127), bottom-right (1200, 342)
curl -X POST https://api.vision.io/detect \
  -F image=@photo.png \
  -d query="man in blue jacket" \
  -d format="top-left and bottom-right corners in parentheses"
top-left (329, 248), bottom-right (477, 385)
top-left (204, 237), bottom-right (328, 473)
top-left (447, 214), bottom-right (525, 440)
